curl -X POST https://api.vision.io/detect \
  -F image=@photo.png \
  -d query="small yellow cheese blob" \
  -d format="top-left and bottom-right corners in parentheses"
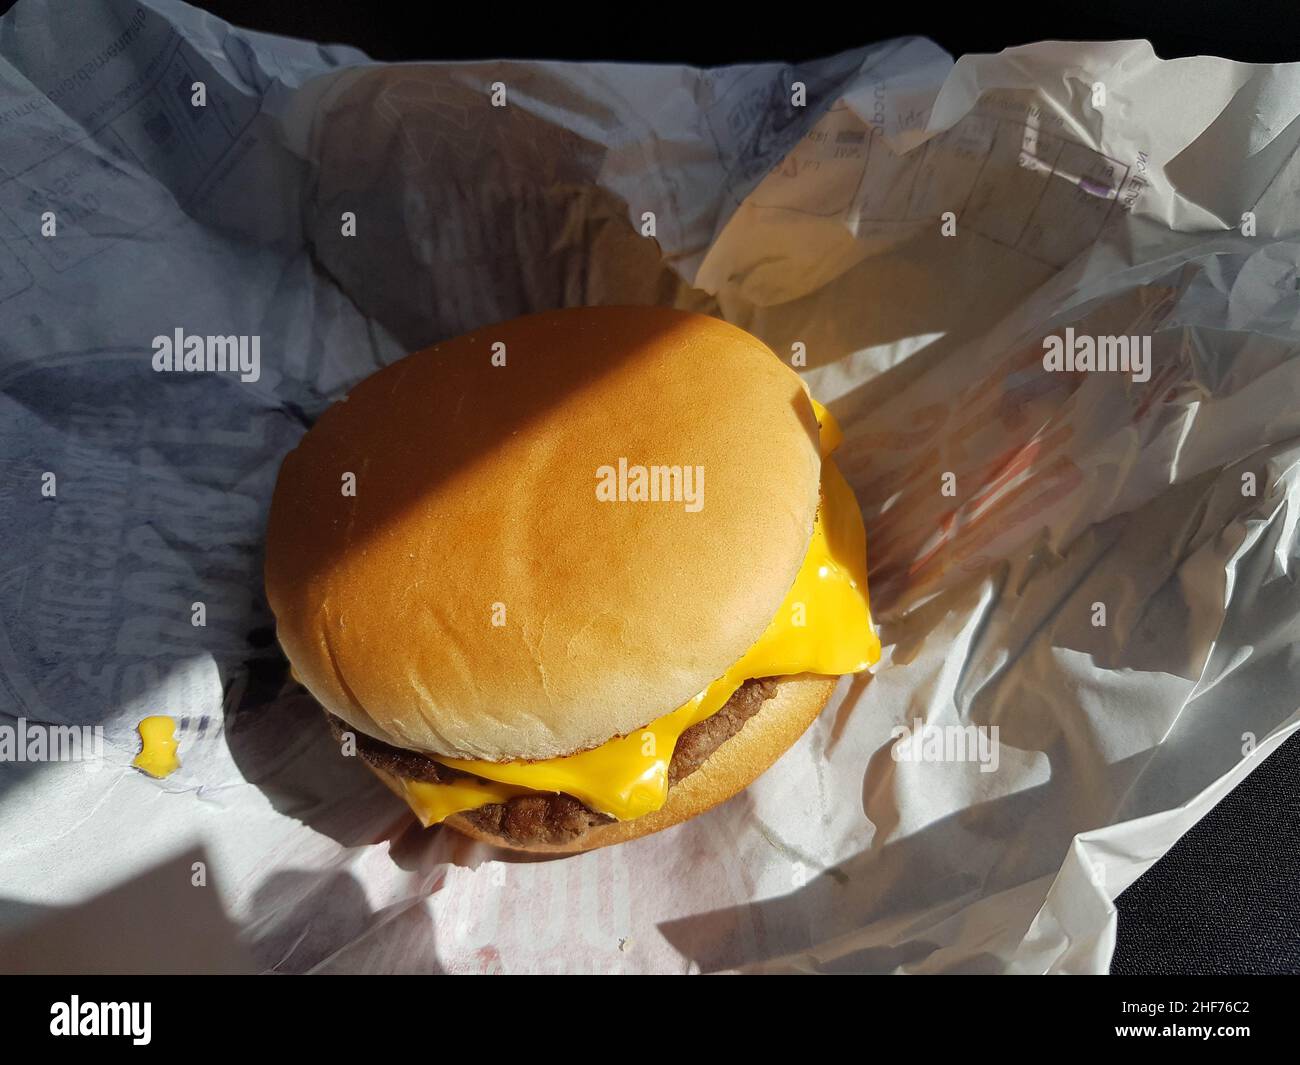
top-left (132, 716), bottom-right (181, 778)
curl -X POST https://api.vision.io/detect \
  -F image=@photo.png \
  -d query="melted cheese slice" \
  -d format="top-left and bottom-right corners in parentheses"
top-left (394, 400), bottom-right (880, 826)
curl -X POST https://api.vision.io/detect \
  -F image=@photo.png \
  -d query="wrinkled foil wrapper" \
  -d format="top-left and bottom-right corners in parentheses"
top-left (1, 1), bottom-right (1297, 972)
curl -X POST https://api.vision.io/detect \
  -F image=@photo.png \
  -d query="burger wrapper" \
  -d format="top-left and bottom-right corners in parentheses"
top-left (1, 0), bottom-right (1298, 973)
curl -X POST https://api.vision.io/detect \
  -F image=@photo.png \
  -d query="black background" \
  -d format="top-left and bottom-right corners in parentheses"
top-left (7, 0), bottom-right (1300, 974)
top-left (187, 0), bottom-right (1300, 66)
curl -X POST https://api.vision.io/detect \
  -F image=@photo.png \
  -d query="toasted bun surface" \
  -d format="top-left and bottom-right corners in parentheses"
top-left (266, 307), bottom-right (822, 761)
top-left (443, 675), bottom-right (837, 854)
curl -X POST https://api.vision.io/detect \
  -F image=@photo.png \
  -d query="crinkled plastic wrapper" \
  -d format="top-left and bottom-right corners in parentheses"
top-left (1, 0), bottom-right (1298, 973)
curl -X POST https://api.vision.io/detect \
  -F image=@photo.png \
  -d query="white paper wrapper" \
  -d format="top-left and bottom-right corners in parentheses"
top-left (1, 0), bottom-right (1297, 973)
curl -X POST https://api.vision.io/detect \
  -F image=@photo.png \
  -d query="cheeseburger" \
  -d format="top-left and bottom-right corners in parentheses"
top-left (265, 306), bottom-right (880, 854)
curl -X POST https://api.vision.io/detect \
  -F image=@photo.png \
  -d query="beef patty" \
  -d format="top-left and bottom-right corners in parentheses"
top-left (328, 677), bottom-right (780, 847)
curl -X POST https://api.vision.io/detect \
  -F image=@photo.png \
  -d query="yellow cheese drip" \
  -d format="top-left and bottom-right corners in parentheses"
top-left (370, 765), bottom-right (534, 826)
top-left (400, 399), bottom-right (879, 826)
top-left (132, 715), bottom-right (181, 778)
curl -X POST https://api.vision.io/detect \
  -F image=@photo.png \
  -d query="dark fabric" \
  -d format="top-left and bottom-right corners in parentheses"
top-left (1112, 730), bottom-right (1300, 974)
